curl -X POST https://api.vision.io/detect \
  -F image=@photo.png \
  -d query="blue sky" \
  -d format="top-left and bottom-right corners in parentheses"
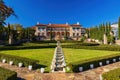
top-left (4, 0), bottom-right (120, 28)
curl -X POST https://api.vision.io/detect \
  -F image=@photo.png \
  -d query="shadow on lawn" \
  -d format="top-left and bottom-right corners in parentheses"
top-left (17, 77), bottom-right (25, 80)
top-left (33, 64), bottom-right (47, 70)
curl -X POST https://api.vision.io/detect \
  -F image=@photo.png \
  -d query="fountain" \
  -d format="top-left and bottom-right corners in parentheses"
top-left (51, 41), bottom-right (66, 72)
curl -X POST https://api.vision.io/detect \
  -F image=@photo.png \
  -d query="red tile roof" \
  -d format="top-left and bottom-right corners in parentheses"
top-left (34, 23), bottom-right (81, 28)
top-left (47, 24), bottom-right (70, 28)
top-left (71, 24), bottom-right (81, 26)
top-left (36, 24), bottom-right (47, 26)
top-left (31, 26), bottom-right (36, 30)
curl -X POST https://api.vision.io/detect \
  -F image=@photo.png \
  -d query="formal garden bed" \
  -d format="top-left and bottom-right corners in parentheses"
top-left (63, 48), bottom-right (120, 72)
top-left (102, 68), bottom-right (120, 80)
top-left (0, 67), bottom-right (17, 80)
top-left (1, 42), bottom-right (120, 73)
top-left (0, 53), bottom-right (39, 69)
top-left (1, 48), bottom-right (54, 72)
top-left (63, 43), bottom-right (120, 51)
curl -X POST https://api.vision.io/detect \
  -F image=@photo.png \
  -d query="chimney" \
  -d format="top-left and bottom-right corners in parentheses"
top-left (49, 23), bottom-right (52, 25)
top-left (77, 22), bottom-right (80, 25)
top-left (66, 22), bottom-right (68, 25)
top-left (37, 21), bottom-right (40, 25)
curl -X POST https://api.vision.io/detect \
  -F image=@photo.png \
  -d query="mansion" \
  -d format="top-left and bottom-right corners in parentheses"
top-left (33, 22), bottom-right (85, 40)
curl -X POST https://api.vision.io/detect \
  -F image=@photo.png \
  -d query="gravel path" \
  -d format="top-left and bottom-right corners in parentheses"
top-left (0, 62), bottom-right (120, 80)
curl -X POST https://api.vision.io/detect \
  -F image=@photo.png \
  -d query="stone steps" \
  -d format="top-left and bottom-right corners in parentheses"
top-left (51, 41), bottom-right (66, 72)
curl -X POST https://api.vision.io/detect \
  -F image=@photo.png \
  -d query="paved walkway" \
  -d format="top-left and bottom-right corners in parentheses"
top-left (0, 62), bottom-right (120, 80)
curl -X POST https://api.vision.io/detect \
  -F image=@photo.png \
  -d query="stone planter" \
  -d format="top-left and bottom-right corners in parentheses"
top-left (18, 63), bottom-right (23, 67)
top-left (106, 60), bottom-right (110, 64)
top-left (63, 62), bottom-right (66, 66)
top-left (90, 64), bottom-right (94, 69)
top-left (40, 68), bottom-right (44, 73)
top-left (79, 67), bottom-right (83, 72)
top-left (99, 62), bottom-right (102, 66)
top-left (9, 61), bottom-right (13, 65)
top-left (2, 59), bottom-right (6, 63)
top-left (28, 65), bottom-right (32, 70)
top-left (63, 68), bottom-right (66, 72)
top-left (99, 74), bottom-right (103, 80)
top-left (119, 57), bottom-right (120, 60)
top-left (113, 59), bottom-right (116, 62)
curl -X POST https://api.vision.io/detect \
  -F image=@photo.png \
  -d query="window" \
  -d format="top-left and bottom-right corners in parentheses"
top-left (47, 28), bottom-right (51, 31)
top-left (38, 27), bottom-right (41, 31)
top-left (77, 33), bottom-right (79, 36)
top-left (73, 33), bottom-right (75, 36)
top-left (42, 28), bottom-right (45, 30)
top-left (73, 28), bottom-right (76, 31)
top-left (42, 33), bottom-right (44, 36)
top-left (77, 28), bottom-right (79, 31)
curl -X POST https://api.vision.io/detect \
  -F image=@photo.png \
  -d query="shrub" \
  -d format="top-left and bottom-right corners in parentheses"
top-left (0, 53), bottom-right (39, 69)
top-left (68, 53), bottom-right (120, 72)
top-left (31, 40), bottom-right (57, 43)
top-left (0, 45), bottom-right (56, 51)
top-left (0, 67), bottom-right (17, 80)
top-left (102, 68), bottom-right (120, 80)
top-left (63, 44), bottom-right (120, 51)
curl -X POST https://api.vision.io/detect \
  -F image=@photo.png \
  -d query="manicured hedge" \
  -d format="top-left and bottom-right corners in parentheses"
top-left (31, 40), bottom-right (82, 43)
top-left (0, 67), bottom-right (17, 80)
top-left (0, 45), bottom-right (56, 51)
top-left (63, 44), bottom-right (120, 51)
top-left (0, 53), bottom-right (39, 68)
top-left (61, 41), bottom-right (84, 43)
top-left (68, 53), bottom-right (120, 72)
top-left (102, 68), bottom-right (120, 80)
top-left (31, 40), bottom-right (57, 43)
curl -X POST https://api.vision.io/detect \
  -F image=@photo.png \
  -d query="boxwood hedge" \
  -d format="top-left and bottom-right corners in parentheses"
top-left (68, 53), bottom-right (120, 72)
top-left (0, 53), bottom-right (39, 69)
top-left (0, 45), bottom-right (56, 51)
top-left (102, 68), bottom-right (120, 80)
top-left (63, 44), bottom-right (120, 51)
top-left (0, 67), bottom-right (17, 80)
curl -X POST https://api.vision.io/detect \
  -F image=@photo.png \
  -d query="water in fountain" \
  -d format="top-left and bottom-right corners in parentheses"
top-left (51, 41), bottom-right (66, 72)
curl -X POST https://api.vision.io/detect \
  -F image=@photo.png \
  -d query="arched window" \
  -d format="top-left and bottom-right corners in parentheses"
top-left (47, 32), bottom-right (50, 36)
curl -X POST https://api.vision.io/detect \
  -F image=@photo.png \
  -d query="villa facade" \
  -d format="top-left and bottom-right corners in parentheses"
top-left (33, 22), bottom-right (85, 40)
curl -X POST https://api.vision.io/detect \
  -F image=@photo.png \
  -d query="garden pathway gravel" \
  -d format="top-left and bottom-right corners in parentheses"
top-left (0, 61), bottom-right (120, 80)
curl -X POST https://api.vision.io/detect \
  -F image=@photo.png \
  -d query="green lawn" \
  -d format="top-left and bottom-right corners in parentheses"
top-left (63, 48), bottom-right (120, 64)
top-left (0, 48), bottom-right (54, 71)
top-left (1, 47), bottom-right (120, 72)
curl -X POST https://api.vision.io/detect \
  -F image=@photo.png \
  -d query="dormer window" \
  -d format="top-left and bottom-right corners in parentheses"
top-left (42, 28), bottom-right (45, 31)
top-left (73, 28), bottom-right (76, 31)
